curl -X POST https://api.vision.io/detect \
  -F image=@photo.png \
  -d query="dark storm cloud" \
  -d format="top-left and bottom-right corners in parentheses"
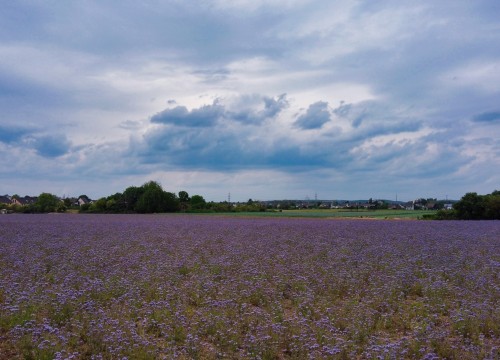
top-left (141, 123), bottom-right (339, 171)
top-left (294, 101), bottom-right (331, 129)
top-left (30, 135), bottom-right (72, 158)
top-left (139, 96), bottom-right (430, 172)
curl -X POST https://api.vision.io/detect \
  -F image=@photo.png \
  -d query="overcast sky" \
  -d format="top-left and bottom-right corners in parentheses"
top-left (1, 0), bottom-right (499, 201)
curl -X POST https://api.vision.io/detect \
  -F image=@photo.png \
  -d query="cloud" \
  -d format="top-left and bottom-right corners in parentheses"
top-left (333, 102), bottom-right (367, 128)
top-left (0, 123), bottom-right (72, 158)
top-left (141, 125), bottom-right (334, 171)
top-left (228, 93), bottom-right (288, 123)
top-left (294, 101), bottom-right (331, 129)
top-left (472, 111), bottom-right (500, 123)
top-left (135, 95), bottom-right (433, 174)
top-left (0, 125), bottom-right (31, 144)
top-left (151, 94), bottom-right (289, 128)
top-left (29, 134), bottom-right (72, 158)
top-left (119, 120), bottom-right (144, 130)
top-left (151, 102), bottom-right (223, 127)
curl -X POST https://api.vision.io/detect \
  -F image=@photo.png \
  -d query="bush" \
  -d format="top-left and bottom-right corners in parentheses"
top-left (433, 209), bottom-right (457, 220)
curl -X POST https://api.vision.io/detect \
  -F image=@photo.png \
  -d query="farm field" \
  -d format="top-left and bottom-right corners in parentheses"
top-left (217, 209), bottom-right (437, 219)
top-left (0, 214), bottom-right (499, 359)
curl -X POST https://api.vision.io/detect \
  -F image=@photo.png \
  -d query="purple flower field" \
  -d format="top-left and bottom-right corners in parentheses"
top-left (0, 214), bottom-right (499, 359)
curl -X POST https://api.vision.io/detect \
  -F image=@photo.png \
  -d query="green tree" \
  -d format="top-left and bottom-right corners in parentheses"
top-left (35, 193), bottom-right (60, 213)
top-left (164, 191), bottom-right (180, 212)
top-left (135, 181), bottom-right (166, 213)
top-left (63, 198), bottom-right (73, 208)
top-left (106, 199), bottom-right (117, 212)
top-left (453, 192), bottom-right (485, 220)
top-left (190, 195), bottom-right (206, 210)
top-left (178, 191), bottom-right (190, 203)
top-left (484, 191), bottom-right (500, 219)
top-left (135, 181), bottom-right (179, 213)
top-left (178, 190), bottom-right (190, 211)
top-left (106, 192), bottom-right (125, 212)
top-left (122, 186), bottom-right (143, 211)
top-left (91, 198), bottom-right (108, 212)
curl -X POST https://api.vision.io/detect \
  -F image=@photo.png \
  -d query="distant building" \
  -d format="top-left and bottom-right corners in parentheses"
top-left (77, 195), bottom-right (92, 206)
top-left (11, 196), bottom-right (37, 206)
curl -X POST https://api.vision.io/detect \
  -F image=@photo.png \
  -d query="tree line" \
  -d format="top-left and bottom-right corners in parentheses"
top-left (79, 181), bottom-right (203, 213)
top-left (79, 181), bottom-right (266, 213)
top-left (434, 190), bottom-right (499, 220)
top-left (1, 182), bottom-right (498, 219)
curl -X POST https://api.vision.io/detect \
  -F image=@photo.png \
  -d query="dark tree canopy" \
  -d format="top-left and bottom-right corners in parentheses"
top-left (190, 195), bottom-right (206, 210)
top-left (452, 191), bottom-right (500, 220)
top-left (178, 191), bottom-right (190, 203)
top-left (122, 186), bottom-right (143, 211)
top-left (134, 181), bottom-right (179, 213)
top-left (35, 193), bottom-right (61, 213)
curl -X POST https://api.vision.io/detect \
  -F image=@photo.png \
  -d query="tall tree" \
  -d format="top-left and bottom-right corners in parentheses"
top-left (35, 193), bottom-right (61, 213)
top-left (122, 186), bottom-right (143, 211)
top-left (178, 191), bottom-right (190, 203)
top-left (453, 192), bottom-right (487, 219)
top-left (135, 181), bottom-right (180, 213)
top-left (190, 195), bottom-right (206, 210)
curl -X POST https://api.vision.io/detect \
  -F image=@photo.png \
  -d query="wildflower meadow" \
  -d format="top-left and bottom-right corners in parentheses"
top-left (0, 214), bottom-right (499, 359)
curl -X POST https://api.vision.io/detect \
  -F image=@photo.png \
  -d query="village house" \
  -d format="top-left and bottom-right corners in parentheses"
top-left (77, 195), bottom-right (92, 206)
top-left (10, 196), bottom-right (38, 206)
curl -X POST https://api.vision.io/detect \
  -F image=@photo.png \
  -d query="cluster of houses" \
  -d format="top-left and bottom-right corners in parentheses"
top-left (403, 199), bottom-right (453, 211)
top-left (1, 195), bottom-right (38, 213)
top-left (262, 199), bottom-right (454, 211)
top-left (0, 194), bottom-right (93, 214)
top-left (0, 195), bottom-right (38, 207)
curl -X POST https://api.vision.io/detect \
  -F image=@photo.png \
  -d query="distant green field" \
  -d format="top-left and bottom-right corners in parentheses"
top-left (216, 209), bottom-right (437, 219)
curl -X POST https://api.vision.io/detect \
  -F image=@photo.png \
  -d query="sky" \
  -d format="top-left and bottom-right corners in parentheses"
top-left (0, 0), bottom-right (499, 202)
